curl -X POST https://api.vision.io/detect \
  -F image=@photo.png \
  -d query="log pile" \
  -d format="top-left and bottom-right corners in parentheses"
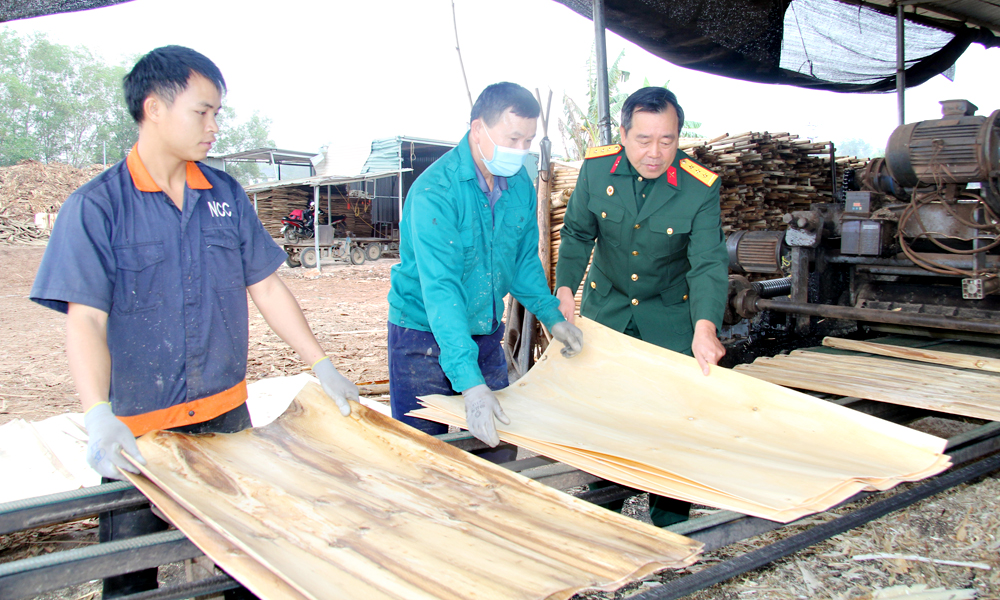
top-left (544, 137), bottom-right (870, 295)
top-left (680, 133), bottom-right (868, 233)
top-left (0, 217), bottom-right (48, 245)
top-left (250, 187), bottom-right (374, 239)
top-left (0, 160), bottom-right (105, 244)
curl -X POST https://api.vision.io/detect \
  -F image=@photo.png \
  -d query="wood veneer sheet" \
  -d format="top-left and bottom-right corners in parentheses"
top-left (735, 350), bottom-right (1000, 421)
top-left (411, 318), bottom-right (950, 523)
top-left (129, 383), bottom-right (701, 600)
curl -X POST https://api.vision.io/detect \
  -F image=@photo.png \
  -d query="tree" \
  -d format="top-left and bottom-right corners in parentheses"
top-left (0, 29), bottom-right (135, 167)
top-left (557, 50), bottom-right (704, 160)
top-left (213, 108), bottom-right (276, 186)
top-left (0, 29), bottom-right (272, 175)
top-left (558, 47), bottom-right (630, 161)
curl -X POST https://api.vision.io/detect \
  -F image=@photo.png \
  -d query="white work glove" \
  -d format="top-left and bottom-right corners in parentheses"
top-left (550, 320), bottom-right (584, 358)
top-left (462, 384), bottom-right (510, 447)
top-left (84, 402), bottom-right (146, 480)
top-left (312, 357), bottom-right (358, 416)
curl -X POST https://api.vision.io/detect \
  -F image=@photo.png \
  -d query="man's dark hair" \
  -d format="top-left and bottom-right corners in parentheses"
top-left (123, 46), bottom-right (227, 124)
top-left (470, 82), bottom-right (539, 127)
top-left (621, 87), bottom-right (684, 135)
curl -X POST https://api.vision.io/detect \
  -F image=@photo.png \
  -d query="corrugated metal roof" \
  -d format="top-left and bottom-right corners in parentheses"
top-left (243, 169), bottom-right (411, 193)
top-left (361, 136), bottom-right (458, 174)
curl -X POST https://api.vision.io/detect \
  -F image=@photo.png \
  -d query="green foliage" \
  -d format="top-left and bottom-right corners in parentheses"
top-left (557, 53), bottom-right (706, 160)
top-left (0, 28), bottom-right (136, 167)
top-left (214, 108), bottom-right (276, 186)
top-left (836, 138), bottom-right (884, 159)
top-left (0, 29), bottom-right (275, 180)
top-left (558, 47), bottom-right (630, 161)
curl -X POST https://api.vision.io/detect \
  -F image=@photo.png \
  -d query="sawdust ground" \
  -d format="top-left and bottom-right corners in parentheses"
top-left (1, 245), bottom-right (998, 599)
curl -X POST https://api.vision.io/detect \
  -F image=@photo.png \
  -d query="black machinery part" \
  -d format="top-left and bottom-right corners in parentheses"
top-left (726, 230), bottom-right (786, 274)
top-left (748, 296), bottom-right (1000, 335)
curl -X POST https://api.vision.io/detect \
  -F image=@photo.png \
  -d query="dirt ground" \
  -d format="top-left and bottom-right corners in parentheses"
top-left (1, 244), bottom-right (998, 599)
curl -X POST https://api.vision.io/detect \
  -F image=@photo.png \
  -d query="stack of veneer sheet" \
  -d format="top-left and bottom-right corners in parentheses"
top-left (734, 337), bottom-right (1000, 422)
top-left (411, 319), bottom-right (951, 523)
top-left (124, 383), bottom-right (702, 600)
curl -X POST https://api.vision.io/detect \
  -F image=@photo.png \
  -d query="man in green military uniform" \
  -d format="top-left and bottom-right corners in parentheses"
top-left (554, 87), bottom-right (728, 527)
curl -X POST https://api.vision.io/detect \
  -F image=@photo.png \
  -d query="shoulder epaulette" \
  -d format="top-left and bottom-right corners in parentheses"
top-left (679, 158), bottom-right (719, 187)
top-left (584, 144), bottom-right (622, 159)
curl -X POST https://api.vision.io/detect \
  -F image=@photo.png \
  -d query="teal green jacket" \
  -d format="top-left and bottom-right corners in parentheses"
top-left (554, 147), bottom-right (728, 354)
top-left (388, 133), bottom-right (563, 392)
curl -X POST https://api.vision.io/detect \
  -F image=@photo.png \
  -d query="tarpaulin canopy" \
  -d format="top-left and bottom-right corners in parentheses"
top-left (554, 0), bottom-right (1000, 92)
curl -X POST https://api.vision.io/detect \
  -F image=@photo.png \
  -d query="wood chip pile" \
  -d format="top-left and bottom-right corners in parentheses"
top-left (250, 187), bottom-right (375, 239)
top-left (0, 161), bottom-right (105, 245)
top-left (546, 135), bottom-right (870, 291)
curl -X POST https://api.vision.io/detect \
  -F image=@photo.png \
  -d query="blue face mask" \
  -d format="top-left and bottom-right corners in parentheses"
top-left (478, 124), bottom-right (529, 177)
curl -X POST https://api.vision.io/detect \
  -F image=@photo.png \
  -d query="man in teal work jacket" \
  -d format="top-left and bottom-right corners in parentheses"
top-left (554, 87), bottom-right (728, 526)
top-left (387, 82), bottom-right (583, 457)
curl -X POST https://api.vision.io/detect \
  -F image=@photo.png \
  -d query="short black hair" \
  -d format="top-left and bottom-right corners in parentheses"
top-left (470, 82), bottom-right (539, 127)
top-left (621, 87), bottom-right (684, 135)
top-left (123, 46), bottom-right (227, 124)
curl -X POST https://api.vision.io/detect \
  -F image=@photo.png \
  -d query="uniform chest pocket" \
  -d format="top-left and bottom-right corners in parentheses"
top-left (112, 242), bottom-right (165, 314)
top-left (459, 226), bottom-right (478, 274)
top-left (646, 215), bottom-right (692, 258)
top-left (588, 197), bottom-right (624, 247)
top-left (204, 228), bottom-right (245, 291)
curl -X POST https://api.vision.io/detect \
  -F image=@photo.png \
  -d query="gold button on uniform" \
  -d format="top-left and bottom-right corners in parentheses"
top-left (667, 227), bottom-right (674, 235)
top-left (683, 294), bottom-right (689, 301)
top-left (632, 250), bottom-right (638, 256)
top-left (631, 298), bottom-right (639, 306)
top-left (631, 274), bottom-right (638, 281)
top-left (590, 281), bottom-right (597, 289)
top-left (601, 211), bottom-right (607, 218)
top-left (637, 176), bottom-right (643, 181)
top-left (634, 224), bottom-right (641, 229)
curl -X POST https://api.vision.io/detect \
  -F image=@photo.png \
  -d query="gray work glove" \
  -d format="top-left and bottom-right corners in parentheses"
top-left (84, 402), bottom-right (146, 480)
top-left (312, 357), bottom-right (358, 416)
top-left (550, 320), bottom-right (584, 358)
top-left (462, 384), bottom-right (510, 447)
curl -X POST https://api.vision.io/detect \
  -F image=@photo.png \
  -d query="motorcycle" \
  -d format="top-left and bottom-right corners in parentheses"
top-left (281, 205), bottom-right (347, 243)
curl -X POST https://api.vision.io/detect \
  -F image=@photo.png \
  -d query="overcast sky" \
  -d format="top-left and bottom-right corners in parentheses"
top-left (7, 0), bottom-right (1000, 174)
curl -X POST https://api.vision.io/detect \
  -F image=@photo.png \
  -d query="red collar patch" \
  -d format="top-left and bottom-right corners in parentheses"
top-left (667, 165), bottom-right (678, 187)
top-left (610, 155), bottom-right (622, 174)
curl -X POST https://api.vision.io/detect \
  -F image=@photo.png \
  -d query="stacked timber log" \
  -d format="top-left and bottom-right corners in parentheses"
top-left (549, 160), bottom-right (586, 312)
top-left (251, 187), bottom-right (374, 239)
top-left (544, 136), bottom-right (869, 297)
top-left (681, 133), bottom-right (868, 233)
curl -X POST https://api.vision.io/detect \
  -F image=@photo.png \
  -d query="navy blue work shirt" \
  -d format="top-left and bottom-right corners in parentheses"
top-left (30, 147), bottom-right (286, 426)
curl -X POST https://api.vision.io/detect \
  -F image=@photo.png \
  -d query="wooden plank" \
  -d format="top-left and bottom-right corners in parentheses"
top-left (823, 336), bottom-right (1000, 373)
top-left (412, 318), bottom-right (950, 524)
top-left (734, 352), bottom-right (1000, 421)
top-left (128, 384), bottom-right (701, 600)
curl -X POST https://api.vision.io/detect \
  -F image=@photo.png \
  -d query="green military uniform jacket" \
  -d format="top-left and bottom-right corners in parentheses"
top-left (554, 146), bottom-right (728, 354)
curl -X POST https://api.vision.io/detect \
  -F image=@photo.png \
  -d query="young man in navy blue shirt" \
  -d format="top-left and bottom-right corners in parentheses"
top-left (31, 46), bottom-right (356, 598)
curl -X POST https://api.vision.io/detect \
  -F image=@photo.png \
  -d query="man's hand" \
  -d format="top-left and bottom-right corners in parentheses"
top-left (692, 320), bottom-right (726, 375)
top-left (462, 384), bottom-right (510, 447)
top-left (550, 321), bottom-right (584, 358)
top-left (555, 286), bottom-right (576, 323)
top-left (312, 357), bottom-right (358, 416)
top-left (84, 402), bottom-right (145, 480)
